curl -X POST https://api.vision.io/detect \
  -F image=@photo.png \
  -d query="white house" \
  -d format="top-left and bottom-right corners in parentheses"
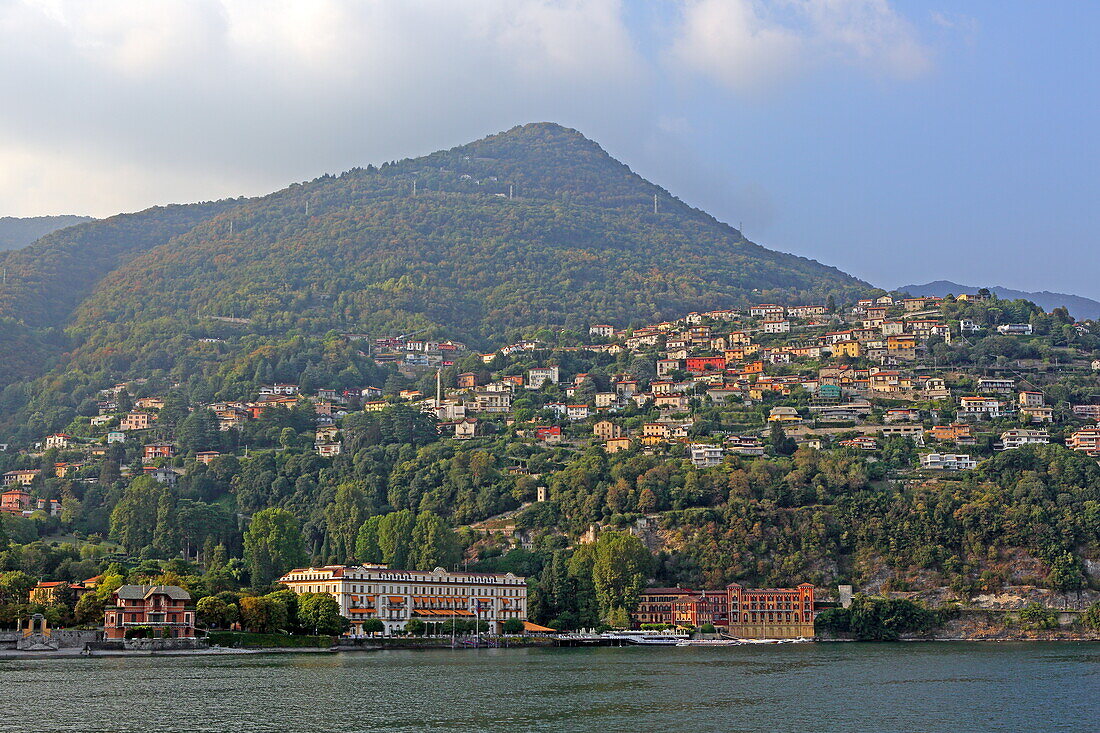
top-left (527, 366), bottom-right (560, 389)
top-left (1000, 429), bottom-right (1050, 450)
top-left (920, 453), bottom-right (978, 471)
top-left (689, 444), bottom-right (725, 468)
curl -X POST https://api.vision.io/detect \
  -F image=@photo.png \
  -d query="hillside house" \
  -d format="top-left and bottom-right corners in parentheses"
top-left (959, 397), bottom-right (1004, 419)
top-left (593, 420), bottom-right (622, 440)
top-left (978, 378), bottom-right (1015, 394)
top-left (589, 324), bottom-right (615, 338)
top-left (1, 488), bottom-right (32, 513)
top-left (1068, 428), bottom-right (1100, 456)
top-left (3, 470), bottom-right (38, 487)
top-left (689, 444), bottom-right (724, 468)
top-left (535, 426), bottom-right (562, 444)
top-left (120, 412), bottom-right (153, 431)
top-left (605, 437), bottom-right (632, 454)
top-left (527, 366), bottom-right (560, 389)
top-left (44, 433), bottom-right (72, 449)
top-left (1000, 429), bottom-right (1049, 450)
top-left (143, 443), bottom-right (175, 461)
top-left (920, 453), bottom-right (977, 471)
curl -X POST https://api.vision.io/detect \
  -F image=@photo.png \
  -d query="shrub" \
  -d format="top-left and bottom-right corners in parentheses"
top-left (1017, 603), bottom-right (1057, 631)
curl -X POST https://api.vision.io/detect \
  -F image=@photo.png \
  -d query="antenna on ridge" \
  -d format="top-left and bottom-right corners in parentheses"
top-left (413, 179), bottom-right (417, 197)
top-left (305, 200), bottom-right (309, 217)
top-left (653, 194), bottom-right (658, 215)
top-left (509, 184), bottom-right (514, 199)
top-left (229, 220), bottom-right (234, 237)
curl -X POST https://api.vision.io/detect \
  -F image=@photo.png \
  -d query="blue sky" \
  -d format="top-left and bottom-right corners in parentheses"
top-left (1, 1), bottom-right (1097, 298)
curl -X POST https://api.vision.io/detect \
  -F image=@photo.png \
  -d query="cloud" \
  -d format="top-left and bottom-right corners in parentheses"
top-left (668, 0), bottom-right (932, 94)
top-left (0, 0), bottom-right (935, 217)
top-left (0, 0), bottom-right (646, 216)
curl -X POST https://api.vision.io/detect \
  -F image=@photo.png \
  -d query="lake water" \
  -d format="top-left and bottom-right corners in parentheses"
top-left (1, 643), bottom-right (1096, 732)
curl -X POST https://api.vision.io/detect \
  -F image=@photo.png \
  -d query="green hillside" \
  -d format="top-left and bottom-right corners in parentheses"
top-left (72, 124), bottom-right (863, 347)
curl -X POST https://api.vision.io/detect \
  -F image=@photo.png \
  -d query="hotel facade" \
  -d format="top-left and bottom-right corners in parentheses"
top-left (278, 564), bottom-right (528, 635)
top-left (635, 583), bottom-right (816, 639)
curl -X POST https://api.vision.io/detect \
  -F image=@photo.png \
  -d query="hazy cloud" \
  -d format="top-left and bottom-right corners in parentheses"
top-left (0, 0), bottom-right (646, 215)
top-left (668, 0), bottom-right (932, 94)
top-left (0, 0), bottom-right (931, 217)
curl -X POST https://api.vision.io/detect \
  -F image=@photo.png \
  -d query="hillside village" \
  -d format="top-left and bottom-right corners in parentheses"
top-left (7, 289), bottom-right (1099, 498)
top-left (2, 288), bottom-right (1100, 637)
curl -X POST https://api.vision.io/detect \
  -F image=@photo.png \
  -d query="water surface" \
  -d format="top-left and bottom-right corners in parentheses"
top-left (1, 642), bottom-right (1096, 732)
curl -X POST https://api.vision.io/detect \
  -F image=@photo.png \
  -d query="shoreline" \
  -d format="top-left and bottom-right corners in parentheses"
top-left (1, 635), bottom-right (1098, 660)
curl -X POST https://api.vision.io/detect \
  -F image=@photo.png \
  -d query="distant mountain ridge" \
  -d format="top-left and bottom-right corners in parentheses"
top-left (898, 280), bottom-right (1100, 321)
top-left (0, 215), bottom-right (94, 251)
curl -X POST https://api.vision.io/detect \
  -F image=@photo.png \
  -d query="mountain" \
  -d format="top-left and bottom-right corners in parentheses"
top-left (0, 123), bottom-right (867, 417)
top-left (0, 215), bottom-right (94, 252)
top-left (898, 280), bottom-right (1100, 321)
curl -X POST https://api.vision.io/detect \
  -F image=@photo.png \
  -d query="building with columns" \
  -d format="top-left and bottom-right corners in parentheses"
top-left (278, 564), bottom-right (527, 635)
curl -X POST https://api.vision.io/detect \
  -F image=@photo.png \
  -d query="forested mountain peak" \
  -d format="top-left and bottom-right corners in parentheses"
top-left (0, 123), bottom-right (867, 418)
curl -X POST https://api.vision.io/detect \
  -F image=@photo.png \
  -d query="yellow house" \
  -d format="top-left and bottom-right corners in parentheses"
top-left (605, 437), bottom-right (633, 454)
top-left (833, 340), bottom-right (862, 358)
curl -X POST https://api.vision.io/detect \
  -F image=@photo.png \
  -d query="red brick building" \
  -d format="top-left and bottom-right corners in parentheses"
top-left (104, 585), bottom-right (195, 639)
top-left (673, 589), bottom-right (729, 628)
top-left (726, 583), bottom-right (815, 639)
top-left (635, 588), bottom-right (695, 626)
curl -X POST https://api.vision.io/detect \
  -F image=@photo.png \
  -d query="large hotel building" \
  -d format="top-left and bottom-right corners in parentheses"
top-left (636, 583), bottom-right (816, 639)
top-left (278, 564), bottom-right (528, 635)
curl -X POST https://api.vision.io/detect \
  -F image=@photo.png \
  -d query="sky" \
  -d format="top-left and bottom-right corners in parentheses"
top-left (1, 0), bottom-right (1098, 298)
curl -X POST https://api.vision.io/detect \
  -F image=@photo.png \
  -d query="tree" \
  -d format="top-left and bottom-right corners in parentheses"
top-left (325, 483), bottom-right (369, 563)
top-left (1081, 602), bottom-right (1100, 631)
top-left (109, 476), bottom-right (165, 553)
top-left (409, 511), bottom-right (460, 570)
top-left (377, 510), bottom-right (416, 569)
top-left (769, 422), bottom-right (797, 456)
top-left (0, 570), bottom-right (35, 603)
top-left (297, 592), bottom-right (346, 635)
top-left (502, 618), bottom-right (524, 634)
top-left (196, 596), bottom-right (238, 629)
top-left (355, 515), bottom-right (383, 563)
top-left (1048, 551), bottom-right (1085, 592)
top-left (362, 617), bottom-right (385, 636)
top-left (591, 532), bottom-right (651, 625)
top-left (73, 592), bottom-right (106, 626)
top-left (177, 409), bottom-right (219, 452)
top-left (243, 508), bottom-right (308, 588)
top-left (404, 618), bottom-right (425, 636)
top-left (239, 595), bottom-right (287, 633)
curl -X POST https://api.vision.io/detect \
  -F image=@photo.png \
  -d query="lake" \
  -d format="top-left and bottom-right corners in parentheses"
top-left (0, 642), bottom-right (1096, 732)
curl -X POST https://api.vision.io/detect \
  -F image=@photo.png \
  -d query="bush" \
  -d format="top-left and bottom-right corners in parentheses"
top-left (404, 618), bottom-right (425, 636)
top-left (816, 595), bottom-right (947, 640)
top-left (1017, 603), bottom-right (1057, 631)
top-left (1081, 602), bottom-right (1100, 631)
top-left (699, 623), bottom-right (717, 634)
top-left (361, 618), bottom-right (385, 635)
